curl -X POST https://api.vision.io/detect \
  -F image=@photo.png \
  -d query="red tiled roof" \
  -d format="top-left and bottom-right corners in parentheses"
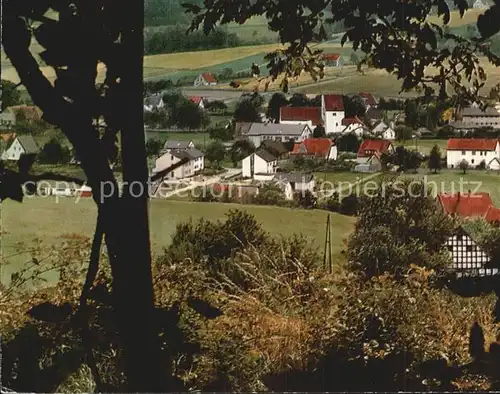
top-left (447, 139), bottom-right (498, 151)
top-left (342, 116), bottom-right (364, 126)
top-left (357, 139), bottom-right (393, 157)
top-left (291, 138), bottom-right (334, 158)
top-left (201, 72), bottom-right (217, 83)
top-left (280, 106), bottom-right (323, 126)
top-left (438, 192), bottom-right (495, 219)
top-left (323, 53), bottom-right (341, 61)
top-left (323, 94), bottom-right (345, 112)
top-left (359, 92), bottom-right (377, 106)
top-left (485, 206), bottom-right (500, 223)
top-left (188, 96), bottom-right (203, 104)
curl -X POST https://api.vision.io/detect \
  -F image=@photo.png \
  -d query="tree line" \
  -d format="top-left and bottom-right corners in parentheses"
top-left (145, 25), bottom-right (249, 56)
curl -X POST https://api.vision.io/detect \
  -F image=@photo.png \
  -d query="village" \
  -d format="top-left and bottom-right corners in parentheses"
top-left (5, 0), bottom-right (500, 391)
top-left (2, 84), bottom-right (500, 280)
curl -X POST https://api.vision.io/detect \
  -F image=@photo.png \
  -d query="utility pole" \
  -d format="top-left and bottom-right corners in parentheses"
top-left (323, 214), bottom-right (332, 273)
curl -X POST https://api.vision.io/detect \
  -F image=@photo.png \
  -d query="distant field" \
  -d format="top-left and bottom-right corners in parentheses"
top-left (427, 8), bottom-right (485, 27)
top-left (0, 198), bottom-right (356, 285)
top-left (2, 43), bottom-right (354, 85)
top-left (296, 58), bottom-right (500, 97)
top-left (393, 169), bottom-right (500, 205)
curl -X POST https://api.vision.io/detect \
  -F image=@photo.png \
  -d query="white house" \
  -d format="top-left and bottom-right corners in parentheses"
top-left (321, 94), bottom-right (345, 134)
top-left (194, 72), bottom-right (217, 87)
top-left (1, 135), bottom-right (40, 161)
top-left (446, 139), bottom-right (500, 169)
top-left (144, 94), bottom-right (165, 112)
top-left (242, 150), bottom-right (278, 180)
top-left (445, 226), bottom-right (498, 278)
top-left (322, 53), bottom-right (344, 67)
top-left (488, 157), bottom-right (500, 170)
top-left (241, 123), bottom-right (312, 147)
top-left (371, 121), bottom-right (388, 134)
top-left (279, 106), bottom-right (323, 129)
top-left (188, 96), bottom-right (206, 109)
top-left (354, 154), bottom-right (383, 173)
top-left (153, 148), bottom-right (204, 179)
top-left (371, 121), bottom-right (396, 140)
top-left (380, 127), bottom-right (396, 140)
top-left (341, 117), bottom-right (365, 134)
top-left (273, 173), bottom-right (316, 200)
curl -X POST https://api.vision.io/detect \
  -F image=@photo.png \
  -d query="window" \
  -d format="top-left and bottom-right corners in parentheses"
top-left (462, 151), bottom-right (466, 155)
top-left (171, 155), bottom-right (174, 160)
top-left (466, 245), bottom-right (474, 253)
top-left (472, 151), bottom-right (476, 156)
top-left (471, 159), bottom-right (475, 164)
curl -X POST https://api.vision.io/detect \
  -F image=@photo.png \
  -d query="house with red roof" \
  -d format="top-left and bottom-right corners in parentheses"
top-left (437, 192), bottom-right (500, 224)
top-left (321, 53), bottom-right (344, 67)
top-left (279, 107), bottom-right (323, 128)
top-left (187, 96), bottom-right (206, 109)
top-left (290, 138), bottom-right (337, 160)
top-left (321, 94), bottom-right (345, 135)
top-left (446, 138), bottom-right (500, 169)
top-left (194, 72), bottom-right (217, 87)
top-left (357, 139), bottom-right (394, 158)
top-left (341, 116), bottom-right (367, 136)
top-left (359, 92), bottom-right (378, 110)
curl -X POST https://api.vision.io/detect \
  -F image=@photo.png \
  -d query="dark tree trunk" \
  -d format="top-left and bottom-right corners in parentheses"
top-left (108, 0), bottom-right (165, 391)
top-left (3, 4), bottom-right (166, 391)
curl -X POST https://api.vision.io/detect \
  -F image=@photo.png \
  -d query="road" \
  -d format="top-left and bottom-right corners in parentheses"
top-left (155, 168), bottom-right (241, 199)
top-left (181, 87), bottom-right (275, 104)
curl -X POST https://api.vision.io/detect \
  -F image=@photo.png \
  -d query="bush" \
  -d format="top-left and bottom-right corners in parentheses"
top-left (348, 179), bottom-right (456, 278)
top-left (339, 194), bottom-right (359, 216)
top-left (37, 138), bottom-right (71, 164)
top-left (253, 183), bottom-right (285, 206)
top-left (295, 190), bottom-right (318, 209)
top-left (318, 194), bottom-right (340, 212)
top-left (2, 214), bottom-right (500, 393)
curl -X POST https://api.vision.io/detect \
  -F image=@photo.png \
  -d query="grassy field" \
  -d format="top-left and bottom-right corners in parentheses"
top-left (0, 199), bottom-right (355, 285)
top-left (399, 139), bottom-right (448, 155)
top-left (145, 131), bottom-right (213, 148)
top-left (295, 57), bottom-right (500, 97)
top-left (2, 43), bottom-right (354, 85)
top-left (389, 169), bottom-right (500, 205)
top-left (315, 172), bottom-right (366, 184)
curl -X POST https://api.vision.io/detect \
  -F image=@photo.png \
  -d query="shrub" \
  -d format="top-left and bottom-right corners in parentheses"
top-left (295, 190), bottom-right (318, 209)
top-left (348, 179), bottom-right (456, 278)
top-left (339, 194), bottom-right (359, 216)
top-left (253, 184), bottom-right (285, 206)
top-left (318, 194), bottom-right (340, 212)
